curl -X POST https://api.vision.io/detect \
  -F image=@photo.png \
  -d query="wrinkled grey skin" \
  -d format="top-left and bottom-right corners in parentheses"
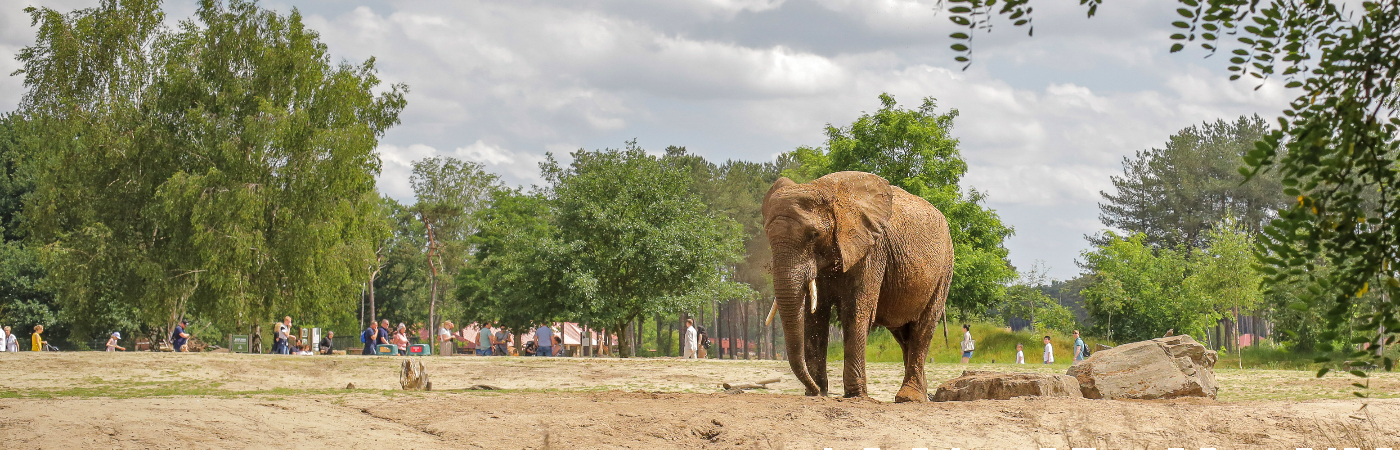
top-left (763, 171), bottom-right (953, 402)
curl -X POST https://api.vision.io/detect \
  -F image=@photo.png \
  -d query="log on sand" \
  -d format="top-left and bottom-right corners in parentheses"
top-left (722, 378), bottom-right (780, 390)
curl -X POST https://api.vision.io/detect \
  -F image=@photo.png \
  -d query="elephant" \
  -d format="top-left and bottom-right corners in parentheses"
top-left (762, 171), bottom-right (953, 403)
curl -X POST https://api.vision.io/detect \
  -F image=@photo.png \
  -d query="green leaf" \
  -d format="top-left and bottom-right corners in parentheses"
top-left (1173, 21), bottom-right (1191, 28)
top-left (1177, 8), bottom-right (1195, 17)
top-left (951, 44), bottom-right (969, 51)
top-left (1316, 367), bottom-right (1330, 378)
top-left (1170, 43), bottom-right (1185, 52)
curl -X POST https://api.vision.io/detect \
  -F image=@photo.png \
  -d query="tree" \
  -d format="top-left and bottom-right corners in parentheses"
top-left (1081, 220), bottom-right (1266, 344)
top-left (13, 0), bottom-right (406, 342)
top-left (1079, 233), bottom-right (1196, 343)
top-left (456, 187), bottom-right (575, 334)
top-left (786, 93), bottom-right (1016, 316)
top-left (544, 142), bottom-right (750, 357)
top-left (1098, 116), bottom-right (1286, 249)
top-left (0, 115), bottom-right (59, 341)
top-left (408, 156), bottom-right (499, 338)
top-left (941, 0), bottom-right (1400, 374)
top-left (369, 197), bottom-right (430, 328)
top-left (1186, 218), bottom-right (1266, 365)
top-left (998, 266), bottom-right (1078, 335)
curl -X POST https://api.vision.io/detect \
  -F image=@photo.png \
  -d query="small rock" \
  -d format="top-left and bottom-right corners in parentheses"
top-left (931, 371), bottom-right (1082, 401)
top-left (345, 382), bottom-right (356, 390)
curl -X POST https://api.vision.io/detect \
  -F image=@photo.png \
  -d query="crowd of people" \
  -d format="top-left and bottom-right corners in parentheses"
top-left (0, 315), bottom-right (723, 358)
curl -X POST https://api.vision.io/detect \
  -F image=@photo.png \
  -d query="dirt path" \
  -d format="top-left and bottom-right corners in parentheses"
top-left (1, 352), bottom-right (1397, 448)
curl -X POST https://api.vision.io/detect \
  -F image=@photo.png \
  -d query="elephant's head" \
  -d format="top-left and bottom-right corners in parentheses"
top-left (762, 171), bottom-right (892, 395)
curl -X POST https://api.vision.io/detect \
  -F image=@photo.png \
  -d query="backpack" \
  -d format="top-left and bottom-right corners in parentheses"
top-left (1081, 344), bottom-right (1091, 358)
top-left (700, 334), bottom-right (711, 350)
top-left (361, 328), bottom-right (371, 344)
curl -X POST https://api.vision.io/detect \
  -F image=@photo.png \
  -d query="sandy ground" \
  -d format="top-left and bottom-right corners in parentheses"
top-left (2, 352), bottom-right (1398, 449)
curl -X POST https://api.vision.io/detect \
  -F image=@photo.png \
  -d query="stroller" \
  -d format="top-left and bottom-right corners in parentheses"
top-left (43, 342), bottom-right (60, 351)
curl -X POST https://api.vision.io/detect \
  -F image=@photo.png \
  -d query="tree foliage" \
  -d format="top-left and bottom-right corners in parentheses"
top-left (1099, 116), bottom-right (1286, 249)
top-left (942, 0), bottom-right (1400, 374)
top-left (12, 0), bottom-right (405, 341)
top-left (787, 93), bottom-right (1016, 314)
top-left (1080, 220), bottom-right (1264, 343)
top-left (545, 143), bottom-right (749, 354)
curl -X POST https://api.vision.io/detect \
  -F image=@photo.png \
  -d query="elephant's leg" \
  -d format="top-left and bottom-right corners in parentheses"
top-left (804, 297), bottom-right (833, 396)
top-left (840, 291), bottom-right (881, 398)
top-left (889, 321), bottom-right (934, 402)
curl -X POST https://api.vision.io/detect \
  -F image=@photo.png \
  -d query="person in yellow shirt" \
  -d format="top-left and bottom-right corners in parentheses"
top-left (31, 325), bottom-right (44, 352)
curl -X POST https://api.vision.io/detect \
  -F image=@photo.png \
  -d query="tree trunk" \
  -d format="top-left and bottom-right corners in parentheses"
top-left (742, 300), bottom-right (751, 360)
top-left (654, 313), bottom-right (662, 357)
top-left (712, 299), bottom-right (720, 357)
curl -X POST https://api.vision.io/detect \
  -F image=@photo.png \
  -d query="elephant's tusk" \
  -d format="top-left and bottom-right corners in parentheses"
top-left (764, 300), bottom-right (778, 326)
top-left (808, 279), bottom-right (818, 313)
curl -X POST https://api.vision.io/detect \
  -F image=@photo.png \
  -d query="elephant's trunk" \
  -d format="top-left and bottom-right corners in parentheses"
top-left (774, 267), bottom-right (821, 396)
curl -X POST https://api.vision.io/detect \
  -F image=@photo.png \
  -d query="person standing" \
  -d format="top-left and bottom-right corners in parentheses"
top-left (5, 326), bottom-right (16, 352)
top-left (1072, 330), bottom-right (1086, 363)
top-left (171, 320), bottom-right (190, 352)
top-left (0, 325), bottom-right (7, 352)
top-left (696, 326), bottom-right (709, 359)
top-left (275, 316), bottom-right (292, 355)
top-left (1015, 343), bottom-right (1025, 364)
top-left (535, 324), bottom-right (553, 357)
top-left (960, 324), bottom-right (974, 363)
top-left (438, 321), bottom-right (455, 356)
top-left (683, 319), bottom-right (697, 359)
top-left (477, 323), bottom-right (494, 356)
top-left (377, 319), bottom-right (392, 353)
top-left (393, 324), bottom-right (409, 355)
top-left (31, 325), bottom-right (45, 351)
top-left (106, 332), bottom-right (126, 352)
top-left (1042, 335), bottom-right (1055, 364)
top-left (361, 321), bottom-right (379, 356)
top-left (493, 327), bottom-right (510, 356)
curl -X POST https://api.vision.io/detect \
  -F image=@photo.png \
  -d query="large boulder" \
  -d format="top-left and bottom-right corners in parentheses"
top-left (930, 370), bottom-right (1083, 402)
top-left (1067, 335), bottom-right (1218, 399)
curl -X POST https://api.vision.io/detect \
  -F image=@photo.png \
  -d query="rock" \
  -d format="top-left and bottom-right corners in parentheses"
top-left (930, 370), bottom-right (1083, 402)
top-left (1067, 335), bottom-right (1218, 400)
top-left (344, 382), bottom-right (355, 389)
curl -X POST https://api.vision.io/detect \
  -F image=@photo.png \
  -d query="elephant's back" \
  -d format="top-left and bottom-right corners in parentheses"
top-left (887, 186), bottom-right (953, 259)
top-left (874, 187), bottom-right (954, 328)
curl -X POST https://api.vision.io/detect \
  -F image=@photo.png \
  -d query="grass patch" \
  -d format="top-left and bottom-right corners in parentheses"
top-left (832, 322), bottom-right (1109, 366)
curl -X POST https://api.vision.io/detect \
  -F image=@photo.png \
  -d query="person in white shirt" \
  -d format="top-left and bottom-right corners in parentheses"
top-left (1015, 343), bottom-right (1025, 364)
top-left (439, 321), bottom-right (455, 356)
top-left (683, 319), bottom-right (697, 359)
top-left (960, 324), bottom-right (974, 363)
top-left (1042, 335), bottom-right (1054, 364)
top-left (4, 326), bottom-right (16, 352)
top-left (0, 325), bottom-right (7, 352)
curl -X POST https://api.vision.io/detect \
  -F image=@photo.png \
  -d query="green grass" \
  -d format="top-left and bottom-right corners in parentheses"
top-left (829, 322), bottom-right (1109, 365)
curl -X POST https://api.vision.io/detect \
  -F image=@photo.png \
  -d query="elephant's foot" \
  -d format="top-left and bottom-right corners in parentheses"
top-left (894, 385), bottom-right (927, 403)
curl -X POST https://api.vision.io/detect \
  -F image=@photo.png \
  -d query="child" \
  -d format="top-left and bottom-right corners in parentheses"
top-left (31, 325), bottom-right (44, 352)
top-left (106, 332), bottom-right (126, 352)
top-left (1042, 335), bottom-right (1054, 364)
top-left (1015, 343), bottom-right (1025, 364)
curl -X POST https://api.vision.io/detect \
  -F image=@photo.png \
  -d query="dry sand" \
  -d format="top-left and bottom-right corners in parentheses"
top-left (1, 352), bottom-right (1397, 449)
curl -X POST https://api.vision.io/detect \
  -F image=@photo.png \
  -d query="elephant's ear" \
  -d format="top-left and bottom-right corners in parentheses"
top-left (825, 172), bottom-right (893, 272)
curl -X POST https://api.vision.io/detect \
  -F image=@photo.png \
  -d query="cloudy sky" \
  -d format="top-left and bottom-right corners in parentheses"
top-left (0, 0), bottom-right (1294, 281)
